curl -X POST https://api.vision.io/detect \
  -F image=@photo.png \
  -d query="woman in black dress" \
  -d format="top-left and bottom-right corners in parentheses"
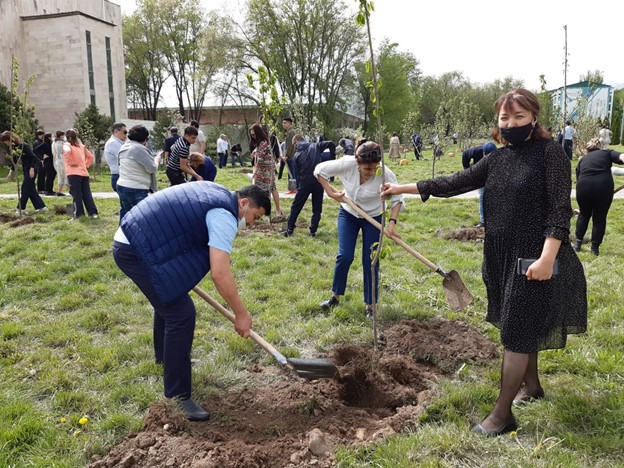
top-left (574, 138), bottom-right (624, 255)
top-left (381, 88), bottom-right (587, 436)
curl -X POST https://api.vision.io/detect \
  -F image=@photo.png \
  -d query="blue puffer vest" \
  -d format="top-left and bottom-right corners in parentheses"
top-left (121, 182), bottom-right (239, 304)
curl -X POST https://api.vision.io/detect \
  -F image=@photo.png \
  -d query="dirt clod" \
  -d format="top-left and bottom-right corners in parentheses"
top-left (92, 318), bottom-right (496, 468)
top-left (438, 226), bottom-right (485, 242)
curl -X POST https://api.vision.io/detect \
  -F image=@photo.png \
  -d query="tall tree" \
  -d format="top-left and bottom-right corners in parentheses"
top-left (123, 0), bottom-right (169, 120)
top-left (243, 0), bottom-right (366, 133)
top-left (579, 69), bottom-right (604, 84)
top-left (367, 40), bottom-right (420, 140)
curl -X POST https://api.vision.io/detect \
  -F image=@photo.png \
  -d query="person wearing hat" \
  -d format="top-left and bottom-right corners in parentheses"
top-left (462, 142), bottom-right (497, 227)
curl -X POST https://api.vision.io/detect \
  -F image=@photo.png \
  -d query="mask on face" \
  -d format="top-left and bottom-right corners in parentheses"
top-left (238, 205), bottom-right (249, 231)
top-left (499, 122), bottom-right (535, 146)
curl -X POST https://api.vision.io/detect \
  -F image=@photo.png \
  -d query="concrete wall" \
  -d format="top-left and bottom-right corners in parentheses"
top-left (0, 0), bottom-right (126, 133)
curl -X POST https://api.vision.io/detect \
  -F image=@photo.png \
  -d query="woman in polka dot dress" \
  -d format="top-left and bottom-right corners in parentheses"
top-left (381, 88), bottom-right (587, 437)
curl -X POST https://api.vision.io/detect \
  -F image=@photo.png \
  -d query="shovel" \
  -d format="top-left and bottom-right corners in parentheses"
top-left (192, 286), bottom-right (338, 380)
top-left (342, 197), bottom-right (473, 311)
top-left (615, 183), bottom-right (624, 195)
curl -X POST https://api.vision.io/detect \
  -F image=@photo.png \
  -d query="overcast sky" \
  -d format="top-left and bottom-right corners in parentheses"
top-left (114, 0), bottom-right (623, 106)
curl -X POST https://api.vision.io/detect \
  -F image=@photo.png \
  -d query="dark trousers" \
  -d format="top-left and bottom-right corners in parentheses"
top-left (286, 182), bottom-right (324, 234)
top-left (230, 151), bottom-right (244, 167)
top-left (43, 158), bottom-right (57, 194)
top-left (113, 241), bottom-right (195, 399)
top-left (166, 168), bottom-right (186, 186)
top-left (36, 158), bottom-right (45, 192)
top-left (68, 175), bottom-right (98, 218)
top-left (278, 159), bottom-right (295, 180)
top-left (564, 139), bottom-right (573, 160)
top-left (332, 208), bottom-right (381, 305)
top-left (218, 151), bottom-right (228, 168)
top-left (117, 184), bottom-right (149, 222)
top-left (575, 178), bottom-right (614, 246)
top-left (19, 165), bottom-right (45, 210)
top-left (111, 173), bottom-right (119, 192)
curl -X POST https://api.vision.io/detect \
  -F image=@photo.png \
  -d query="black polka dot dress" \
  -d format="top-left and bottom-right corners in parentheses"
top-left (417, 139), bottom-right (587, 353)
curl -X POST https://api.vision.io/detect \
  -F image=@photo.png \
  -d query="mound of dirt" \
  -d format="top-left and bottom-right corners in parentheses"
top-left (0, 213), bottom-right (35, 227)
top-left (90, 318), bottom-right (497, 468)
top-left (438, 226), bottom-right (485, 242)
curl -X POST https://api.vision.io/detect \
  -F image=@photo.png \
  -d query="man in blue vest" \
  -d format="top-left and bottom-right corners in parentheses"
top-left (112, 183), bottom-right (270, 421)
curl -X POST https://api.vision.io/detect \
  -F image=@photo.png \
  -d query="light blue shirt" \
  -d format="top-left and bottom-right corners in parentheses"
top-left (205, 208), bottom-right (237, 254)
top-left (564, 125), bottom-right (576, 140)
top-left (114, 207), bottom-right (238, 250)
top-left (104, 135), bottom-right (124, 174)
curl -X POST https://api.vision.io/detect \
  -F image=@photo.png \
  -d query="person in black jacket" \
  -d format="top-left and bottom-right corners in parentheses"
top-left (282, 134), bottom-right (335, 237)
top-left (1, 131), bottom-right (47, 215)
top-left (574, 138), bottom-right (624, 255)
top-left (41, 133), bottom-right (57, 195)
top-left (32, 130), bottom-right (46, 193)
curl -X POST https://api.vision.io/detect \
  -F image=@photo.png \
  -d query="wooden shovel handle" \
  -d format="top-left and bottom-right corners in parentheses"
top-left (615, 183), bottom-right (624, 195)
top-left (342, 197), bottom-right (441, 273)
top-left (192, 286), bottom-right (289, 367)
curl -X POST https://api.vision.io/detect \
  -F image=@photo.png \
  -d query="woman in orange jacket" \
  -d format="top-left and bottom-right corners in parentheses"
top-left (63, 128), bottom-right (99, 218)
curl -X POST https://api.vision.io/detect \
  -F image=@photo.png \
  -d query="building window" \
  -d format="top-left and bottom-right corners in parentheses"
top-left (105, 36), bottom-right (115, 119)
top-left (86, 31), bottom-right (95, 105)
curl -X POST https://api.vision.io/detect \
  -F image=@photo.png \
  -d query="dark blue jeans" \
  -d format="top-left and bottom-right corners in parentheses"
top-left (332, 207), bottom-right (381, 305)
top-left (111, 173), bottom-right (119, 192)
top-left (287, 182), bottom-right (324, 234)
top-left (19, 165), bottom-right (46, 210)
top-left (117, 184), bottom-right (149, 222)
top-left (113, 241), bottom-right (195, 399)
top-left (218, 151), bottom-right (228, 168)
top-left (230, 151), bottom-right (244, 167)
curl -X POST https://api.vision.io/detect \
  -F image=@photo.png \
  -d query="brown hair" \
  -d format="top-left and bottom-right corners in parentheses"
top-left (491, 88), bottom-right (551, 144)
top-left (0, 130), bottom-right (21, 145)
top-left (292, 134), bottom-right (304, 145)
top-left (355, 140), bottom-right (382, 164)
top-left (65, 128), bottom-right (81, 147)
top-left (585, 138), bottom-right (601, 153)
top-left (189, 152), bottom-right (205, 165)
top-left (248, 123), bottom-right (268, 147)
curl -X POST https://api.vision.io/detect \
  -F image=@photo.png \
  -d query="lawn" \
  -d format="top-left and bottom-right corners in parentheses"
top-left (0, 145), bottom-right (623, 466)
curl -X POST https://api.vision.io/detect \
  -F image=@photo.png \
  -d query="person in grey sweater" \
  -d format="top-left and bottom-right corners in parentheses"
top-left (117, 125), bottom-right (160, 222)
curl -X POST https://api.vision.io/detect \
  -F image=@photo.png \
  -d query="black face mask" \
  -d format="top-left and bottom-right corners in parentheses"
top-left (499, 122), bottom-right (535, 146)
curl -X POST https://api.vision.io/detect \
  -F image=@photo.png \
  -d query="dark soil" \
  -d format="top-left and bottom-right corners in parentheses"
top-left (90, 318), bottom-right (497, 468)
top-left (0, 213), bottom-right (35, 227)
top-left (437, 226), bottom-right (485, 243)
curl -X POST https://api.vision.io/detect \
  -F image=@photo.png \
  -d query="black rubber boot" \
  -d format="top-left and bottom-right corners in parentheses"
top-left (591, 243), bottom-right (599, 256)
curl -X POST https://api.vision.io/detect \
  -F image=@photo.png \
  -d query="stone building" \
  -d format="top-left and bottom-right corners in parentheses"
top-left (0, 0), bottom-right (127, 133)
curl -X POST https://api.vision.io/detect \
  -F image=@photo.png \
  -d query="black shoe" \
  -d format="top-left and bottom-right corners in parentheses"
top-left (320, 296), bottom-right (339, 310)
top-left (308, 231), bottom-right (316, 238)
top-left (365, 305), bottom-right (374, 319)
top-left (573, 239), bottom-right (582, 252)
top-left (56, 192), bottom-right (67, 197)
top-left (179, 398), bottom-right (210, 421)
top-left (281, 230), bottom-right (293, 237)
top-left (471, 415), bottom-right (517, 437)
top-left (591, 244), bottom-right (599, 256)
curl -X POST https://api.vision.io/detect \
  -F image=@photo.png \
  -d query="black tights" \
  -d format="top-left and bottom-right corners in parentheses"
top-left (481, 350), bottom-right (543, 430)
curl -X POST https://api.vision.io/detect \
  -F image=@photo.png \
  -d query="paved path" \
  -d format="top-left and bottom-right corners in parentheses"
top-left (1, 189), bottom-right (623, 200)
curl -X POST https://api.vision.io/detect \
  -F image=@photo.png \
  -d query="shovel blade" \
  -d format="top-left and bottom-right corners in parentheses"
top-left (287, 358), bottom-right (339, 380)
top-left (442, 270), bottom-right (473, 311)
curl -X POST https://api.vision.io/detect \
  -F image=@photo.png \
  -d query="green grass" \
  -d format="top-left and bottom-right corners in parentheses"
top-left (1, 145), bottom-right (623, 466)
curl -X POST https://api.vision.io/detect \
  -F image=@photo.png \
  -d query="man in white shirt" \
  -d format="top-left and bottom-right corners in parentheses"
top-left (563, 120), bottom-right (577, 160)
top-left (217, 134), bottom-right (229, 168)
top-left (188, 120), bottom-right (206, 155)
top-left (104, 122), bottom-right (127, 191)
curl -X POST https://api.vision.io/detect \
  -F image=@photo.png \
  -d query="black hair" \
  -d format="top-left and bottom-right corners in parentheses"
top-left (55, 130), bottom-right (65, 138)
top-left (127, 125), bottom-right (149, 143)
top-left (36, 130), bottom-right (44, 138)
top-left (565, 120), bottom-right (571, 126)
top-left (248, 123), bottom-right (268, 147)
top-left (44, 133), bottom-right (53, 144)
top-left (282, 117), bottom-right (293, 124)
top-left (169, 126), bottom-right (178, 133)
top-left (112, 122), bottom-right (126, 132)
top-left (355, 140), bottom-right (382, 164)
top-left (190, 120), bottom-right (200, 128)
top-left (184, 126), bottom-right (199, 136)
top-left (236, 185), bottom-right (271, 217)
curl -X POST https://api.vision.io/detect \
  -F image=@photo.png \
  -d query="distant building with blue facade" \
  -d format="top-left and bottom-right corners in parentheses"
top-left (550, 81), bottom-right (614, 123)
